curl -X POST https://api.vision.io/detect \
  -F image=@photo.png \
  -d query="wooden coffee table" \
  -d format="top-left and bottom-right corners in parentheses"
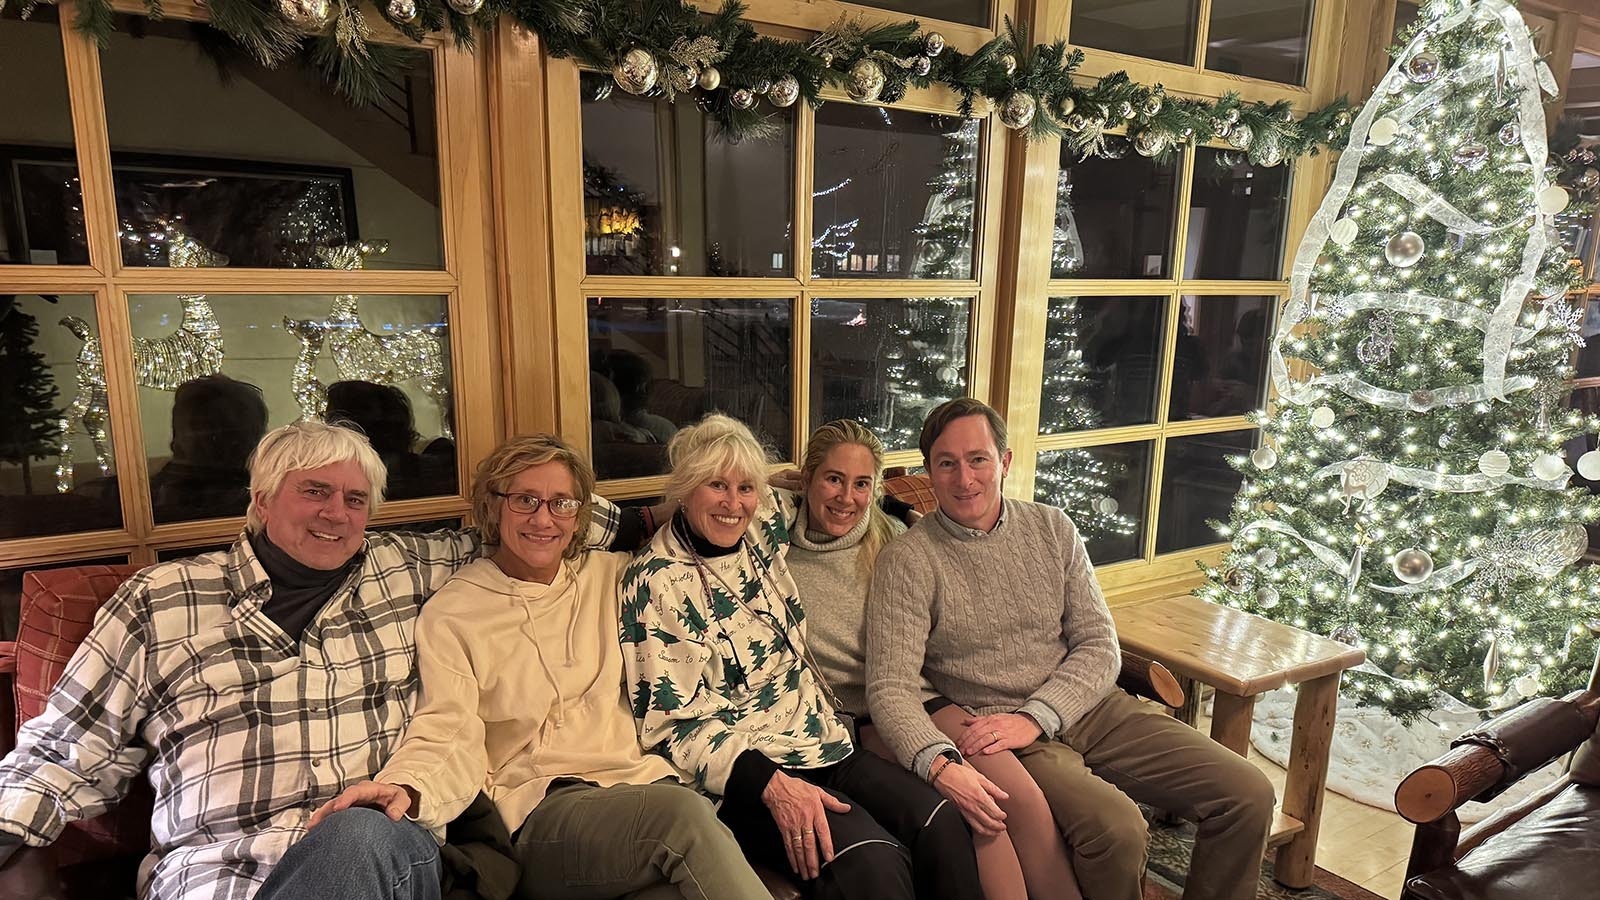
top-left (1111, 593), bottom-right (1367, 889)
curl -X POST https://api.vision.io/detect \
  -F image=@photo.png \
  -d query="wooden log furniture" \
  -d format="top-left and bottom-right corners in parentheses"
top-left (1110, 593), bottom-right (1368, 889)
top-left (1394, 646), bottom-right (1600, 900)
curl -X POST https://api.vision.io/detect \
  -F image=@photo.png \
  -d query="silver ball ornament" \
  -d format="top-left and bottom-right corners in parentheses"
top-left (1142, 94), bottom-right (1163, 117)
top-left (1406, 51), bottom-right (1441, 83)
top-left (1000, 54), bottom-right (1017, 76)
top-left (1133, 129), bottom-right (1168, 158)
top-left (912, 56), bottom-right (932, 77)
top-left (1531, 453), bottom-right (1570, 482)
top-left (1385, 231), bottom-right (1425, 267)
top-left (1368, 117), bottom-right (1399, 146)
top-left (818, 52), bottom-right (835, 68)
top-left (1498, 123), bottom-right (1521, 146)
top-left (923, 32), bottom-right (946, 57)
top-left (1093, 496), bottom-right (1119, 516)
top-left (614, 47), bottom-right (660, 95)
top-left (698, 67), bottom-right (722, 91)
top-left (1256, 586), bottom-right (1281, 609)
top-left (447, 0), bottom-right (484, 14)
top-left (1330, 624), bottom-right (1361, 645)
top-left (729, 87), bottom-right (757, 110)
top-left (1478, 449), bottom-right (1512, 477)
top-left (1222, 567), bottom-right (1257, 594)
top-left (1309, 406), bottom-right (1335, 429)
top-left (1575, 449), bottom-right (1600, 480)
top-left (846, 58), bottom-right (886, 103)
top-left (1254, 547), bottom-right (1279, 568)
top-left (767, 74), bottom-right (800, 108)
top-left (1227, 123), bottom-right (1253, 150)
top-left (279, 0), bottom-right (333, 31)
top-left (998, 93), bottom-right (1037, 130)
top-left (386, 0), bottom-right (417, 23)
top-left (1453, 141), bottom-right (1489, 171)
top-left (1250, 445), bottom-right (1278, 470)
top-left (1577, 168), bottom-right (1600, 191)
top-left (1392, 548), bottom-right (1434, 584)
top-left (1328, 218), bottom-right (1358, 247)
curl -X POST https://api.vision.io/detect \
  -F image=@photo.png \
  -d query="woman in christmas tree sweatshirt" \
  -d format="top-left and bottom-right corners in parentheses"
top-left (310, 434), bottom-right (769, 900)
top-left (621, 413), bottom-right (980, 900)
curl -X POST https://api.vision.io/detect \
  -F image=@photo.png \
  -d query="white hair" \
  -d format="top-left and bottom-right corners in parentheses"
top-left (247, 421), bottom-right (387, 530)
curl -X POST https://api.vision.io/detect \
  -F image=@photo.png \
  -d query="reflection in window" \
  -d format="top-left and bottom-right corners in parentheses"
top-left (810, 297), bottom-right (972, 452)
top-left (1553, 49), bottom-right (1599, 282)
top-left (850, 0), bottom-right (988, 27)
top-left (99, 16), bottom-right (442, 269)
top-left (1070, 0), bottom-right (1199, 65)
top-left (1155, 429), bottom-right (1254, 554)
top-left (1184, 148), bottom-right (1292, 280)
top-left (371, 517), bottom-right (464, 534)
top-left (1035, 442), bottom-right (1149, 565)
top-left (588, 297), bottom-right (792, 479)
top-left (813, 106), bottom-right (980, 280)
top-left (0, 294), bottom-right (123, 538)
top-left (1054, 148), bottom-right (1182, 278)
top-left (0, 6), bottom-right (87, 265)
top-left (1390, 2), bottom-right (1421, 45)
top-left (1170, 295), bottom-right (1275, 420)
top-left (0, 557), bottom-right (128, 641)
top-left (156, 543), bottom-right (233, 563)
top-left (1205, 0), bottom-right (1315, 85)
top-left (581, 76), bottom-right (794, 277)
top-left (1039, 297), bottom-right (1166, 433)
top-left (128, 292), bottom-right (457, 523)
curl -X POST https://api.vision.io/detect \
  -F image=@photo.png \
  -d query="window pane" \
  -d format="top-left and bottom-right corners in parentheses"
top-left (1170, 295), bottom-right (1275, 420)
top-left (156, 543), bottom-right (233, 562)
top-left (1, 6), bottom-right (87, 266)
top-left (1035, 442), bottom-right (1150, 565)
top-left (1391, 2), bottom-right (1421, 44)
top-left (1204, 0), bottom-right (1315, 84)
top-left (1184, 148), bottom-right (1292, 280)
top-left (813, 106), bottom-right (980, 280)
top-left (1055, 148), bottom-right (1182, 278)
top-left (371, 516), bottom-right (464, 534)
top-left (1155, 429), bottom-right (1254, 554)
top-left (99, 16), bottom-right (442, 269)
top-left (1070, 0), bottom-right (1199, 65)
top-left (849, 0), bottom-right (989, 27)
top-left (810, 297), bottom-right (972, 452)
top-left (129, 292), bottom-right (457, 523)
top-left (588, 297), bottom-right (792, 480)
top-left (581, 76), bottom-right (794, 277)
top-left (1553, 49), bottom-right (1599, 284)
top-left (1039, 296), bottom-right (1166, 433)
top-left (1, 294), bottom-right (123, 538)
top-left (1, 556), bottom-right (128, 641)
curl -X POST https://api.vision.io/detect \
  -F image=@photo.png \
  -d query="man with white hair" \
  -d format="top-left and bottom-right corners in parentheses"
top-left (0, 421), bottom-right (631, 900)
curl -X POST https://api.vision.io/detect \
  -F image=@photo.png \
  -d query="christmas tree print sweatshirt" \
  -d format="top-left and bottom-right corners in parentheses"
top-left (620, 489), bottom-right (853, 797)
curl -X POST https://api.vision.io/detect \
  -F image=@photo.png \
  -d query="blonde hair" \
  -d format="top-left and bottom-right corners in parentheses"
top-left (664, 413), bottom-right (773, 505)
top-left (801, 419), bottom-right (898, 575)
top-left (248, 421), bottom-right (387, 530)
top-left (470, 434), bottom-right (595, 560)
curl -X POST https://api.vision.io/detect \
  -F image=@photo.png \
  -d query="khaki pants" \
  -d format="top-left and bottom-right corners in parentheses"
top-left (512, 780), bottom-right (771, 900)
top-left (1015, 691), bottom-right (1275, 900)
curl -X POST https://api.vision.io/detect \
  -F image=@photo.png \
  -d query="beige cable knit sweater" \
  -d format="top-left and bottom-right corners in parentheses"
top-left (865, 499), bottom-right (1120, 779)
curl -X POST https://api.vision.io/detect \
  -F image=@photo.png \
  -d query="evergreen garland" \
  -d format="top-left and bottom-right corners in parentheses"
top-left (46, 0), bottom-right (1353, 157)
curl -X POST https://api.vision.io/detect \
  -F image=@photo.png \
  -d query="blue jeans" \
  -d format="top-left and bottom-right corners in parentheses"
top-left (256, 807), bottom-right (441, 900)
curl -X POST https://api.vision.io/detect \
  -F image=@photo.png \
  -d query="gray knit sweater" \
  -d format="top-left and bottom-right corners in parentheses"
top-left (787, 506), bottom-right (907, 717)
top-left (865, 498), bottom-right (1120, 778)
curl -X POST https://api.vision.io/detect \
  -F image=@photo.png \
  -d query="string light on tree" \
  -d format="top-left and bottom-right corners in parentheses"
top-left (1196, 0), bottom-right (1600, 718)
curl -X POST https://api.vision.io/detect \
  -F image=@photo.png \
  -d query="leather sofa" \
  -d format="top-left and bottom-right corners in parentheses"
top-left (1395, 652), bottom-right (1600, 900)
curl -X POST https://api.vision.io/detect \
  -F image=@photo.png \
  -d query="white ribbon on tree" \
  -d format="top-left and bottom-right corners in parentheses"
top-left (1314, 457), bottom-right (1568, 493)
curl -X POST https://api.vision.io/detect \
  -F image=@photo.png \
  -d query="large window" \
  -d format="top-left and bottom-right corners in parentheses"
top-left (1, 10), bottom-right (489, 576)
top-left (1070, 0), bottom-right (1317, 85)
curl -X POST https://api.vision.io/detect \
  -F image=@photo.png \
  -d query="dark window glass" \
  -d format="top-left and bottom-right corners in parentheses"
top-left (1391, 2), bottom-right (1421, 45)
top-left (1205, 0), bottom-right (1315, 84)
top-left (1070, 0), bottom-right (1200, 65)
top-left (813, 106), bottom-right (980, 280)
top-left (1035, 441), bottom-right (1151, 565)
top-left (129, 292), bottom-right (457, 523)
top-left (1, 294), bottom-right (123, 537)
top-left (581, 75), bottom-right (795, 277)
top-left (1155, 429), bottom-right (1254, 554)
top-left (1054, 148), bottom-right (1182, 279)
top-left (371, 517), bottom-right (463, 534)
top-left (1184, 148), bottom-right (1292, 280)
top-left (810, 297), bottom-right (972, 452)
top-left (0, 6), bottom-right (87, 266)
top-left (1170, 295), bottom-right (1275, 420)
top-left (850, 0), bottom-right (989, 27)
top-left (1039, 296), bottom-right (1166, 433)
top-left (0, 556), bottom-right (128, 641)
top-left (588, 297), bottom-right (792, 480)
top-left (1553, 49), bottom-right (1599, 284)
top-left (156, 543), bottom-right (233, 562)
top-left (99, 16), bottom-right (442, 269)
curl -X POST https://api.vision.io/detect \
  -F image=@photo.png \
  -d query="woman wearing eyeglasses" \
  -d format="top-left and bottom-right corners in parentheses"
top-left (311, 434), bottom-right (769, 900)
top-left (621, 414), bottom-right (980, 900)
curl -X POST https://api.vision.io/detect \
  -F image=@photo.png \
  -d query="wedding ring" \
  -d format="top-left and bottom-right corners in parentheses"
top-left (991, 730), bottom-right (999, 741)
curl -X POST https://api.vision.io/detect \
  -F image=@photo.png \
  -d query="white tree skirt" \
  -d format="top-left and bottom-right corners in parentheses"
top-left (1248, 686), bottom-right (1566, 824)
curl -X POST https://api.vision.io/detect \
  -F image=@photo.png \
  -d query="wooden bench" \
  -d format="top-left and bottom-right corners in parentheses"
top-left (1111, 593), bottom-right (1367, 889)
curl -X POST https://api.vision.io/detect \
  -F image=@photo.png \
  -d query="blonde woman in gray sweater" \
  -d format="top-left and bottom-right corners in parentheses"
top-left (786, 420), bottom-right (1080, 900)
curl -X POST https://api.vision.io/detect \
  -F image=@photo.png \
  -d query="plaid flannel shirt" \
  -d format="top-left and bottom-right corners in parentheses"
top-left (0, 502), bottom-right (618, 900)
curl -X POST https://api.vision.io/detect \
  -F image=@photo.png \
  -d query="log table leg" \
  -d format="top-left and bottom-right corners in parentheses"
top-left (1210, 690), bottom-right (1256, 758)
top-left (1275, 672), bottom-right (1341, 889)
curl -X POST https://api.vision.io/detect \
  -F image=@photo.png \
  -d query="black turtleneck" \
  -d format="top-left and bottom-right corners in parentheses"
top-left (673, 511), bottom-right (741, 558)
top-left (250, 529), bottom-right (358, 643)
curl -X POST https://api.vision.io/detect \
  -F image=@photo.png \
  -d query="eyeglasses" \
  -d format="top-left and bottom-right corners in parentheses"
top-left (493, 492), bottom-right (584, 518)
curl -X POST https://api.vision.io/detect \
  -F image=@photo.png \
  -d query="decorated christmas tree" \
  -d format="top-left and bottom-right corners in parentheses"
top-left (1197, 0), bottom-right (1600, 717)
top-left (0, 298), bottom-right (61, 495)
top-left (1035, 298), bottom-right (1139, 543)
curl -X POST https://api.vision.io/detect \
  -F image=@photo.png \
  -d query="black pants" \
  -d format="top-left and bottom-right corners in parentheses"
top-left (717, 750), bottom-right (981, 900)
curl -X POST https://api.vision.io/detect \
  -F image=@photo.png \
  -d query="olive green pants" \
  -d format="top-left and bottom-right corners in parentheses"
top-left (1016, 691), bottom-right (1276, 900)
top-left (512, 780), bottom-right (771, 900)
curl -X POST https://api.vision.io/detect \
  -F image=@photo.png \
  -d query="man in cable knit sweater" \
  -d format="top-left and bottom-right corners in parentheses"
top-left (866, 398), bottom-right (1276, 900)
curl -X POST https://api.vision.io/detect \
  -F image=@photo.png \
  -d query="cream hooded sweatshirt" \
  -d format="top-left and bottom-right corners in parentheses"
top-left (378, 552), bottom-right (679, 837)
